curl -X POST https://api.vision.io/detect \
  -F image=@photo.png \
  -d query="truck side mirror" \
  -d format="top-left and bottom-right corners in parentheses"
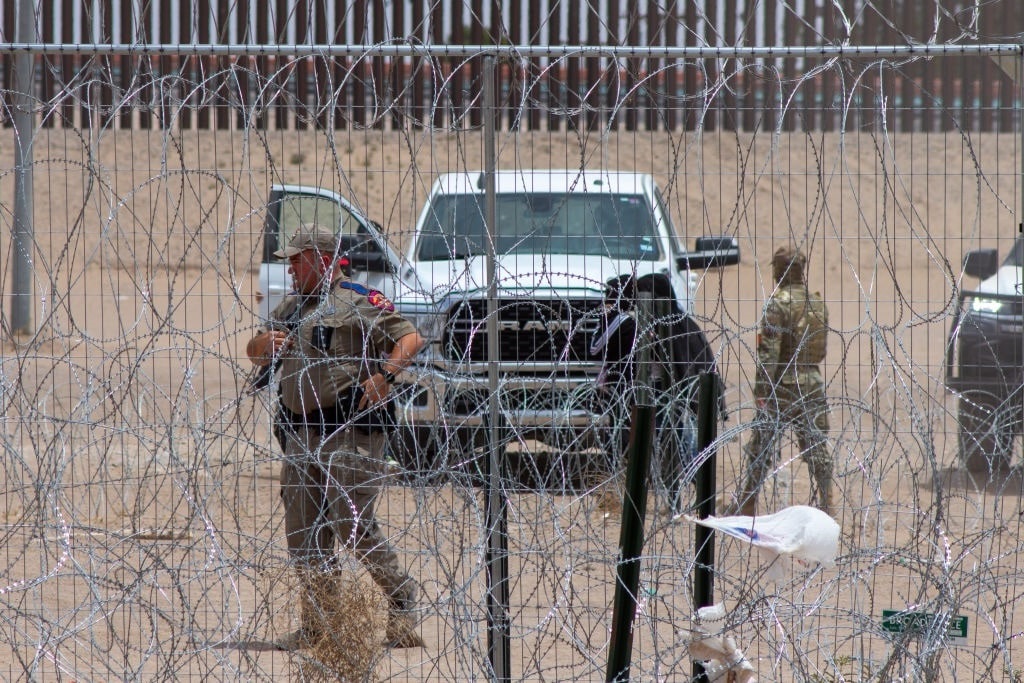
top-left (338, 234), bottom-right (394, 273)
top-left (677, 235), bottom-right (740, 270)
top-left (963, 248), bottom-right (999, 279)
top-left (349, 249), bottom-right (392, 273)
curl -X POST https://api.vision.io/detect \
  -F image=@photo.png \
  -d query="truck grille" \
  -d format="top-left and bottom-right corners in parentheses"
top-left (442, 386), bottom-right (604, 416)
top-left (443, 298), bottom-right (603, 364)
top-left (956, 314), bottom-right (1024, 385)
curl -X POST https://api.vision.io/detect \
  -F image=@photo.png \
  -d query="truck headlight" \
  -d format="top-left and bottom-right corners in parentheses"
top-left (968, 297), bottom-right (1005, 314)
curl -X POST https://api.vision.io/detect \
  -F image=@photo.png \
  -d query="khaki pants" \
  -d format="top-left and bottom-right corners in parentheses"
top-left (280, 424), bottom-right (417, 610)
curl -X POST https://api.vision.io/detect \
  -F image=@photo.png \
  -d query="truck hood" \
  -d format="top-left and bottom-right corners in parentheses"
top-left (973, 266), bottom-right (1023, 296)
top-left (409, 253), bottom-right (658, 299)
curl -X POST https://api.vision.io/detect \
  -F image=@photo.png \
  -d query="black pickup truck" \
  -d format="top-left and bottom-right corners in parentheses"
top-left (946, 236), bottom-right (1024, 472)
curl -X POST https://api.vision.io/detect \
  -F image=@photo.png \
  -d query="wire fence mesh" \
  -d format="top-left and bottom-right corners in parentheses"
top-left (2, 39), bottom-right (1024, 681)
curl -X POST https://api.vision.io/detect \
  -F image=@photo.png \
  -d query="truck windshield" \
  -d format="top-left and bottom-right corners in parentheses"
top-left (416, 193), bottom-right (662, 261)
top-left (1004, 236), bottom-right (1024, 267)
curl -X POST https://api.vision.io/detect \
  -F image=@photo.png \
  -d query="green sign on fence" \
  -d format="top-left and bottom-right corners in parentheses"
top-left (881, 610), bottom-right (968, 646)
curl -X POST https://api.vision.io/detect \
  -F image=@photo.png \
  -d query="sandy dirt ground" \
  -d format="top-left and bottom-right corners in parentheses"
top-left (1, 126), bottom-right (1023, 680)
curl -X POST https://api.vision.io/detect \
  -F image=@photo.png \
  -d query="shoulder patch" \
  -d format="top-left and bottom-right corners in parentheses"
top-left (339, 280), bottom-right (394, 311)
top-left (367, 290), bottom-right (396, 312)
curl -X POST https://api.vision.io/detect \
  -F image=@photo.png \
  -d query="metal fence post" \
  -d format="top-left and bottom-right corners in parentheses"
top-left (10, 0), bottom-right (36, 336)
top-left (482, 54), bottom-right (511, 682)
top-left (606, 290), bottom-right (657, 682)
top-left (692, 371), bottom-right (720, 681)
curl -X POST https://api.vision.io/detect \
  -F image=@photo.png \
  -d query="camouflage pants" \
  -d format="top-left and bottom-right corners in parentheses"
top-left (280, 424), bottom-right (417, 610)
top-left (741, 381), bottom-right (832, 511)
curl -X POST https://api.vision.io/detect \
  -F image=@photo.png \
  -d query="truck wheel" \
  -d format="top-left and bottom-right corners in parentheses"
top-left (390, 426), bottom-right (439, 480)
top-left (958, 391), bottom-right (1016, 473)
top-left (438, 425), bottom-right (489, 487)
top-left (655, 407), bottom-right (697, 516)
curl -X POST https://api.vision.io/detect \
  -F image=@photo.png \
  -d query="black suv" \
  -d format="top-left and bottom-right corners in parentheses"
top-left (946, 236), bottom-right (1024, 471)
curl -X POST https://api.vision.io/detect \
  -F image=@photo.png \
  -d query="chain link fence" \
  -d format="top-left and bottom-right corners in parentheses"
top-left (2, 39), bottom-right (1024, 681)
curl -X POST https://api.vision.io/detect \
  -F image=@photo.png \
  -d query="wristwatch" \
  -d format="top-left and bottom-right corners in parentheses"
top-left (381, 370), bottom-right (398, 385)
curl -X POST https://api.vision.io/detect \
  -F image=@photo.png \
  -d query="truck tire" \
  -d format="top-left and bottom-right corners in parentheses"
top-left (958, 390), bottom-right (1018, 473)
top-left (432, 425), bottom-right (489, 487)
top-left (655, 406), bottom-right (697, 515)
top-left (391, 425), bottom-right (488, 486)
top-left (390, 426), bottom-right (439, 479)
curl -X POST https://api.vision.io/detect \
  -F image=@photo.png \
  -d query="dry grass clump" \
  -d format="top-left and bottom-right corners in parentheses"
top-left (293, 570), bottom-right (389, 682)
top-left (592, 470), bottom-right (625, 515)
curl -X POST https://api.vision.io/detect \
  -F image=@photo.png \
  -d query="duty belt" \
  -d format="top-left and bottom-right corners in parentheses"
top-left (278, 385), bottom-right (394, 435)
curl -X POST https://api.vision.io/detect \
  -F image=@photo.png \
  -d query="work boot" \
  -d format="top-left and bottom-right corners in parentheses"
top-left (385, 609), bottom-right (425, 648)
top-left (275, 626), bottom-right (320, 651)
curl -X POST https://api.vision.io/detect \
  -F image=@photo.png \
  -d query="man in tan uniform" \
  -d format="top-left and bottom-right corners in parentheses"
top-left (734, 246), bottom-right (833, 516)
top-left (247, 223), bottom-right (426, 649)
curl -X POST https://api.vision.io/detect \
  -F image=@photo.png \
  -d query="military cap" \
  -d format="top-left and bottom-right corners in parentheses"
top-left (772, 245), bottom-right (807, 270)
top-left (273, 223), bottom-right (339, 259)
top-left (771, 245), bottom-right (808, 284)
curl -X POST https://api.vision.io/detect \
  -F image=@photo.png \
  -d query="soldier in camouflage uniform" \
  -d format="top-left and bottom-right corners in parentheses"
top-left (735, 246), bottom-right (832, 516)
top-left (246, 224), bottom-right (426, 650)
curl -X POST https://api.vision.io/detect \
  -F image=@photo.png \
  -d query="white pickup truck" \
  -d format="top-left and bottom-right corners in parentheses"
top-left (257, 172), bottom-right (739, 471)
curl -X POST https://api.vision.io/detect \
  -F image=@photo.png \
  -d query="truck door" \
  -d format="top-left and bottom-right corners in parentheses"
top-left (259, 185), bottom-right (403, 320)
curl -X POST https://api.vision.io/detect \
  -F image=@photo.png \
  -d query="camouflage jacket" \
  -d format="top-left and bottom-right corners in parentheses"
top-left (753, 284), bottom-right (828, 400)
